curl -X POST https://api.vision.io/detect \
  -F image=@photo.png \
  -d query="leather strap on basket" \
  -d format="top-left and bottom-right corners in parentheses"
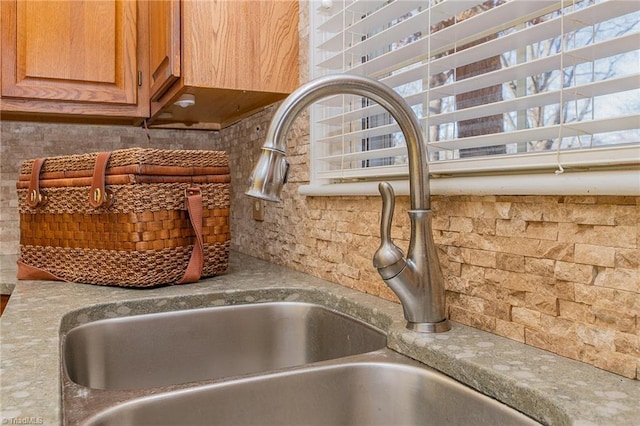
top-left (89, 151), bottom-right (113, 208)
top-left (177, 187), bottom-right (205, 284)
top-left (16, 259), bottom-right (63, 281)
top-left (26, 158), bottom-right (46, 208)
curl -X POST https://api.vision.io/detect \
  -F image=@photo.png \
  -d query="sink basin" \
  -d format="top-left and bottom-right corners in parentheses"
top-left (83, 353), bottom-right (540, 426)
top-left (63, 302), bottom-right (386, 390)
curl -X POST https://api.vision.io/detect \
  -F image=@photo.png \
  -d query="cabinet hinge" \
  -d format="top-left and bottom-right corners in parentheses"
top-left (138, 71), bottom-right (143, 87)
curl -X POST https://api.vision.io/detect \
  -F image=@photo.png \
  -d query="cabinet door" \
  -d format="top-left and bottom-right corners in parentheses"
top-left (182, 0), bottom-right (298, 94)
top-left (1, 0), bottom-right (138, 105)
top-left (149, 0), bottom-right (181, 100)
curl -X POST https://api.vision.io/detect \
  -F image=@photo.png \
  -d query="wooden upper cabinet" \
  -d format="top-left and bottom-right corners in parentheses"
top-left (150, 0), bottom-right (299, 129)
top-left (1, 0), bottom-right (149, 123)
top-left (149, 0), bottom-right (180, 101)
top-left (0, 0), bottom-right (297, 127)
top-left (182, 0), bottom-right (298, 94)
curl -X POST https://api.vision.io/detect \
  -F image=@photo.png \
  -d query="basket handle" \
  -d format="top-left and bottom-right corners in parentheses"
top-left (89, 151), bottom-right (113, 208)
top-left (26, 158), bottom-right (46, 208)
top-left (177, 187), bottom-right (205, 284)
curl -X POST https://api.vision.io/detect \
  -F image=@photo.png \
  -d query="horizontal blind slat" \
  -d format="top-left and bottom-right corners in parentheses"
top-left (428, 75), bottom-right (640, 126)
top-left (318, 145), bottom-right (640, 179)
top-left (427, 115), bottom-right (640, 151)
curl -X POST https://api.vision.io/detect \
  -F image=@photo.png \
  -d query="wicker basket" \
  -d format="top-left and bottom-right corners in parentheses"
top-left (16, 148), bottom-right (231, 287)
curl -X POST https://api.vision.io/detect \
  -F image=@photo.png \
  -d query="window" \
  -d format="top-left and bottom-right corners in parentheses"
top-left (305, 0), bottom-right (640, 196)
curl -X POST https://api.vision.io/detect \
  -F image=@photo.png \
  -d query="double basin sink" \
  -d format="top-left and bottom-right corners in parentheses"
top-left (62, 301), bottom-right (540, 425)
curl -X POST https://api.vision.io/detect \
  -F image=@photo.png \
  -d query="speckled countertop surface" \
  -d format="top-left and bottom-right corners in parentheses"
top-left (1, 251), bottom-right (638, 425)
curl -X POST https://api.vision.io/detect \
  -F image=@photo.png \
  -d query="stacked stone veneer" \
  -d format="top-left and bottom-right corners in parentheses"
top-left (2, 111), bottom-right (638, 381)
top-left (218, 105), bottom-right (639, 380)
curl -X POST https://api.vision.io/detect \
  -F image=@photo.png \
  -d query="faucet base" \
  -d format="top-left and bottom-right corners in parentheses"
top-left (406, 319), bottom-right (451, 333)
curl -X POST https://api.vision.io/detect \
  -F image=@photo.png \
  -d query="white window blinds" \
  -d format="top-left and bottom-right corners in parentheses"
top-left (308, 0), bottom-right (640, 192)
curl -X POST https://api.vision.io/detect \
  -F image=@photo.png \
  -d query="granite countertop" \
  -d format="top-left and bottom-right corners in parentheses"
top-left (1, 251), bottom-right (638, 425)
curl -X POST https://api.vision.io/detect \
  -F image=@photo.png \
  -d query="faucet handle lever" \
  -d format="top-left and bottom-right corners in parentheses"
top-left (281, 158), bottom-right (290, 184)
top-left (378, 181), bottom-right (395, 245)
top-left (373, 182), bottom-right (405, 278)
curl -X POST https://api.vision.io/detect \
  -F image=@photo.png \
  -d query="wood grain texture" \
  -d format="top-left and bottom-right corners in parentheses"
top-left (1, 0), bottom-right (150, 122)
top-left (24, 1), bottom-right (115, 82)
top-left (2, 0), bottom-right (138, 104)
top-left (149, 0), bottom-right (181, 100)
top-left (149, 0), bottom-right (299, 128)
top-left (257, 0), bottom-right (299, 94)
top-left (182, 0), bottom-right (298, 93)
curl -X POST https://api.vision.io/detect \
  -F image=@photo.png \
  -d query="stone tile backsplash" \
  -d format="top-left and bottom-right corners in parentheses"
top-left (2, 113), bottom-right (638, 381)
top-left (213, 107), bottom-right (638, 379)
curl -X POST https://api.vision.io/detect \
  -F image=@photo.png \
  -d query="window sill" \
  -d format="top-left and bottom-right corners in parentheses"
top-left (299, 169), bottom-right (640, 197)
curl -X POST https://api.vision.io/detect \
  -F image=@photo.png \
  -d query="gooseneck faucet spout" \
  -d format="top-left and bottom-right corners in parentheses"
top-left (246, 74), bottom-right (450, 333)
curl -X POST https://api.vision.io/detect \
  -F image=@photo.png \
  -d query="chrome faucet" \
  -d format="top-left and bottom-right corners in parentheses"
top-left (246, 74), bottom-right (450, 333)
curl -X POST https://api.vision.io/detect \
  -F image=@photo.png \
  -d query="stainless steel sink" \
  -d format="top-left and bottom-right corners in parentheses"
top-left (83, 351), bottom-right (540, 426)
top-left (63, 301), bottom-right (386, 390)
